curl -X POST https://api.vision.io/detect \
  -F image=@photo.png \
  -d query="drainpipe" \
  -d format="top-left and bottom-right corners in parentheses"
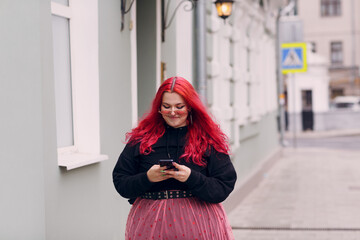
top-left (276, 0), bottom-right (295, 146)
top-left (276, 9), bottom-right (286, 146)
top-left (350, 0), bottom-right (357, 96)
top-left (195, 0), bottom-right (207, 105)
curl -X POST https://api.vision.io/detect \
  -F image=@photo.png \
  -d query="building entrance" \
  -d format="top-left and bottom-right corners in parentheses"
top-left (301, 89), bottom-right (314, 131)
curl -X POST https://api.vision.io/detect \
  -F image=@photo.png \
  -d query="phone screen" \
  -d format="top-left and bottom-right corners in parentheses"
top-left (159, 159), bottom-right (176, 170)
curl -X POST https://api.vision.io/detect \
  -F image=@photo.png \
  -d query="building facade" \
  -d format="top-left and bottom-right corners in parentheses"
top-left (286, 44), bottom-right (330, 132)
top-left (297, 0), bottom-right (360, 98)
top-left (0, 0), bottom-right (283, 239)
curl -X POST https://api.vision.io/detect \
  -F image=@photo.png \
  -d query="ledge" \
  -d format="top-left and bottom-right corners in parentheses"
top-left (58, 151), bottom-right (109, 170)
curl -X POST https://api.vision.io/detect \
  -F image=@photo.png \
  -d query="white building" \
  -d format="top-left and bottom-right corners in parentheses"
top-left (286, 44), bottom-right (330, 132)
top-left (297, 0), bottom-right (360, 97)
top-left (0, 0), bottom-right (285, 239)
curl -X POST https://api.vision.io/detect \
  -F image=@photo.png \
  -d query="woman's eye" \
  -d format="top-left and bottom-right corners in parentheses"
top-left (177, 106), bottom-right (185, 109)
top-left (162, 105), bottom-right (170, 109)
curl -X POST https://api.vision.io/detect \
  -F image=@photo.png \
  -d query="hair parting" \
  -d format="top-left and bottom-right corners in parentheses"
top-left (170, 77), bottom-right (177, 92)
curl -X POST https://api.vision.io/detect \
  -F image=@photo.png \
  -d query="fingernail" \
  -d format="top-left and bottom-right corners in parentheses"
top-left (160, 170), bottom-right (165, 173)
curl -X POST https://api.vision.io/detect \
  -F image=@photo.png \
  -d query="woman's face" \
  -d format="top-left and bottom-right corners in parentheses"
top-left (160, 92), bottom-right (189, 128)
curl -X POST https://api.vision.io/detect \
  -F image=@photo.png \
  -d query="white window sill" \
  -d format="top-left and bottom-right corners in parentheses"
top-left (58, 151), bottom-right (109, 170)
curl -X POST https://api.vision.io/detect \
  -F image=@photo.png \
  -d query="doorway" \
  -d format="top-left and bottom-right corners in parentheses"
top-left (301, 89), bottom-right (314, 131)
top-left (136, 0), bottom-right (158, 118)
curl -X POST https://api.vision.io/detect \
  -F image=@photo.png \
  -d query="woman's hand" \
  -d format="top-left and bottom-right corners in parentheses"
top-left (166, 162), bottom-right (191, 182)
top-left (147, 165), bottom-right (171, 182)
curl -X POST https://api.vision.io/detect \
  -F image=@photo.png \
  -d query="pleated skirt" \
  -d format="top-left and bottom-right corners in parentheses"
top-left (125, 197), bottom-right (234, 240)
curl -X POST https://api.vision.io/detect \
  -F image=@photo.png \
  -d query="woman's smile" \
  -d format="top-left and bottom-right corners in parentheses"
top-left (160, 92), bottom-right (189, 128)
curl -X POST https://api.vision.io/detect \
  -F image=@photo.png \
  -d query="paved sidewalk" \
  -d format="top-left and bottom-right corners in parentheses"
top-left (228, 147), bottom-right (360, 240)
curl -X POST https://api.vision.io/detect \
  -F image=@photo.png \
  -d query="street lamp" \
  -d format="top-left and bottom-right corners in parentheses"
top-left (214, 0), bottom-right (234, 21)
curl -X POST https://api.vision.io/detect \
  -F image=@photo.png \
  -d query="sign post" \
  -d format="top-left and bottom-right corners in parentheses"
top-left (281, 42), bottom-right (307, 148)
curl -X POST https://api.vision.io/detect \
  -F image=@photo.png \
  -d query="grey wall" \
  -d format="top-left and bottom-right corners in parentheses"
top-left (0, 0), bottom-right (134, 239)
top-left (98, 0), bottom-right (134, 238)
top-left (223, 111), bottom-right (279, 212)
top-left (43, 1), bottom-right (134, 240)
top-left (160, 1), bottom-right (178, 78)
top-left (0, 0), bottom-right (176, 239)
top-left (137, 0), bottom-right (158, 118)
top-left (0, 0), bottom-right (47, 239)
top-left (232, 111), bottom-right (280, 185)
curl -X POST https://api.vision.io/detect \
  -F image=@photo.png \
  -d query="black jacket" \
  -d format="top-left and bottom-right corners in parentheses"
top-left (113, 125), bottom-right (237, 204)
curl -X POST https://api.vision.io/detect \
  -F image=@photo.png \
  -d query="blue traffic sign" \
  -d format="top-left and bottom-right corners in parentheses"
top-left (281, 43), bottom-right (307, 74)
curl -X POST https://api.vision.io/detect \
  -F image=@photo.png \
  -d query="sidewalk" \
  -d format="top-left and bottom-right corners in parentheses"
top-left (228, 147), bottom-right (360, 240)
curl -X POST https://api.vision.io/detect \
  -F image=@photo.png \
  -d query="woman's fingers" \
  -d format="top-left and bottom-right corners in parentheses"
top-left (147, 165), bottom-right (171, 182)
top-left (167, 162), bottom-right (191, 182)
top-left (147, 163), bottom-right (191, 183)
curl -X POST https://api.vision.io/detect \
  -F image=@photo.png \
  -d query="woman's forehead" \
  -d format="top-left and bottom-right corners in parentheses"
top-left (162, 92), bottom-right (185, 104)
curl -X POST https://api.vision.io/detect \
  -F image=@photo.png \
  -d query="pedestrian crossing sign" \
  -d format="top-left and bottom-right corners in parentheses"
top-left (281, 42), bottom-right (307, 74)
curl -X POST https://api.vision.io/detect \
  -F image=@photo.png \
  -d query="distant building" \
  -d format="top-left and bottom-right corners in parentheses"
top-left (286, 44), bottom-right (330, 132)
top-left (297, 0), bottom-right (360, 98)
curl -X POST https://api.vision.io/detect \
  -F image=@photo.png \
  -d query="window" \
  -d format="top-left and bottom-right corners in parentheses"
top-left (246, 48), bottom-right (251, 108)
top-left (51, 0), bottom-right (108, 170)
top-left (246, 82), bottom-right (251, 107)
top-left (51, 2), bottom-right (73, 148)
top-left (259, 0), bottom-right (264, 8)
top-left (321, 0), bottom-right (341, 17)
top-left (301, 90), bottom-right (313, 111)
top-left (330, 41), bottom-right (343, 65)
top-left (310, 42), bottom-right (317, 53)
top-left (331, 88), bottom-right (344, 99)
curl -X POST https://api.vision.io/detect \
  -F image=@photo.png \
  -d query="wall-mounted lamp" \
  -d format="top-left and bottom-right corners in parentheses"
top-left (214, 0), bottom-right (234, 21)
top-left (162, 0), bottom-right (196, 42)
top-left (121, 0), bottom-right (136, 31)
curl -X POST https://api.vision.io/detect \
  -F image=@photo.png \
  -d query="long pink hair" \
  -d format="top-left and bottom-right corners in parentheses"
top-left (126, 76), bottom-right (230, 166)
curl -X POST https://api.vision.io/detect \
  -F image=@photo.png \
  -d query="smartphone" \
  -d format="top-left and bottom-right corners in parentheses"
top-left (159, 159), bottom-right (176, 170)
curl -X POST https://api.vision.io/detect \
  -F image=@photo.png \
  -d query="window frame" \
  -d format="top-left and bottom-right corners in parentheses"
top-left (330, 41), bottom-right (343, 65)
top-left (310, 42), bottom-right (317, 53)
top-left (51, 0), bottom-right (108, 170)
top-left (321, 0), bottom-right (341, 17)
top-left (51, 3), bottom-right (74, 148)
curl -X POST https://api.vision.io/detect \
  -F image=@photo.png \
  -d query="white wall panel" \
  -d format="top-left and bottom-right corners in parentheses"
top-left (206, 0), bottom-right (278, 149)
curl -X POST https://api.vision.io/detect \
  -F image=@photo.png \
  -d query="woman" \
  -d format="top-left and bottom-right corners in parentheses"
top-left (113, 76), bottom-right (237, 239)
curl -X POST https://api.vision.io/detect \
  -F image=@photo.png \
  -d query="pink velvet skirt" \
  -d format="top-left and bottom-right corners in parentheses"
top-left (125, 196), bottom-right (234, 240)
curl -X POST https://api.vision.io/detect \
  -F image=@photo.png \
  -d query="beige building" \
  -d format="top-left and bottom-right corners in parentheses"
top-left (297, 0), bottom-right (360, 98)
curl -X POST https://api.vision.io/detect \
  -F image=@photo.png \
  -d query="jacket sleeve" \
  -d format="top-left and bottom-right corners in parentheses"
top-left (112, 143), bottom-right (154, 199)
top-left (185, 148), bottom-right (237, 203)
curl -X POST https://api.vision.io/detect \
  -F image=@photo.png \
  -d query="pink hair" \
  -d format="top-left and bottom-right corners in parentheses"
top-left (126, 76), bottom-right (230, 166)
